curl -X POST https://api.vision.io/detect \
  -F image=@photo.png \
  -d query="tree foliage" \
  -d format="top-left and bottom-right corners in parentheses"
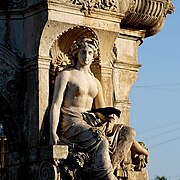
top-left (155, 176), bottom-right (167, 180)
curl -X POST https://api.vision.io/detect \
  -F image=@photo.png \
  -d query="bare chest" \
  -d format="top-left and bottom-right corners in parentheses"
top-left (68, 74), bottom-right (98, 98)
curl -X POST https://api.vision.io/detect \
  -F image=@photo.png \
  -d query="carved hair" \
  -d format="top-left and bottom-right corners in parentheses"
top-left (69, 37), bottom-right (99, 66)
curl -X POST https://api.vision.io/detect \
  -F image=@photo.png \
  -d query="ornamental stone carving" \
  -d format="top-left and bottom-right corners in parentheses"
top-left (9, 0), bottom-right (27, 8)
top-left (0, 0), bottom-right (174, 179)
top-left (39, 161), bottom-right (60, 180)
top-left (69, 0), bottom-right (117, 15)
top-left (49, 26), bottom-right (98, 85)
top-left (0, 0), bottom-right (27, 9)
top-left (121, 0), bottom-right (175, 36)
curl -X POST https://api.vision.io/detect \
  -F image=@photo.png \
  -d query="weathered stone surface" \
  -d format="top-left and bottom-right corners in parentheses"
top-left (0, 0), bottom-right (174, 179)
top-left (40, 145), bottom-right (69, 160)
top-left (121, 0), bottom-right (174, 37)
top-left (129, 169), bottom-right (149, 180)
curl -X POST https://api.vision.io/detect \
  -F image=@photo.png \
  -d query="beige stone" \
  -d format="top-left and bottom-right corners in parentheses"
top-left (0, 0), bottom-right (174, 179)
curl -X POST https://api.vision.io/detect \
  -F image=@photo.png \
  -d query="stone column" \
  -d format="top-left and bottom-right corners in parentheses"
top-left (91, 29), bottom-right (118, 106)
top-left (91, 62), bottom-right (113, 106)
top-left (113, 29), bottom-right (144, 125)
top-left (38, 56), bottom-right (51, 140)
top-left (23, 58), bottom-right (39, 148)
top-left (112, 29), bottom-right (145, 178)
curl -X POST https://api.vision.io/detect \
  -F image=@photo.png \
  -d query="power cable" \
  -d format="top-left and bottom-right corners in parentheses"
top-left (141, 127), bottom-right (180, 141)
top-left (138, 120), bottom-right (180, 134)
top-left (149, 136), bottom-right (180, 148)
top-left (133, 83), bottom-right (180, 88)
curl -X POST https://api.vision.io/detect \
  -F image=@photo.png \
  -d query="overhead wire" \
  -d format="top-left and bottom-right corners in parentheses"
top-left (133, 83), bottom-right (180, 88)
top-left (136, 121), bottom-right (180, 148)
top-left (138, 120), bottom-right (180, 134)
top-left (149, 136), bottom-right (180, 148)
top-left (141, 126), bottom-right (180, 141)
top-left (132, 83), bottom-right (180, 92)
top-left (131, 83), bottom-right (180, 148)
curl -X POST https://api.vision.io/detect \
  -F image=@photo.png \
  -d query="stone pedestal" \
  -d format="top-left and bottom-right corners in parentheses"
top-left (38, 145), bottom-right (68, 180)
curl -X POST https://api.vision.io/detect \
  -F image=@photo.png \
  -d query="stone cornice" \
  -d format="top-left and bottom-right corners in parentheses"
top-left (0, 0), bottom-right (27, 10)
top-left (113, 61), bottom-right (142, 72)
top-left (47, 1), bottom-right (124, 31)
top-left (91, 63), bottom-right (113, 77)
top-left (119, 28), bottom-right (145, 40)
top-left (0, 0), bottom-right (174, 38)
top-left (121, 0), bottom-right (175, 37)
top-left (23, 57), bottom-right (38, 72)
top-left (100, 65), bottom-right (113, 76)
top-left (0, 1), bottom-right (47, 19)
top-left (48, 0), bottom-right (126, 17)
top-left (38, 56), bottom-right (51, 70)
top-left (22, 56), bottom-right (51, 72)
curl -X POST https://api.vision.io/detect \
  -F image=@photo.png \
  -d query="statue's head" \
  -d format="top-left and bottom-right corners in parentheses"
top-left (70, 37), bottom-right (99, 66)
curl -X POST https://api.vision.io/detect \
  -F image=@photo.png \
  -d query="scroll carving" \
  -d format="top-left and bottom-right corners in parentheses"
top-left (39, 161), bottom-right (59, 180)
top-left (121, 0), bottom-right (175, 36)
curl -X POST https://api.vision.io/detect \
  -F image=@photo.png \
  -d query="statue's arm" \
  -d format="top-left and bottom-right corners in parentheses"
top-left (94, 78), bottom-right (105, 109)
top-left (50, 71), bottom-right (69, 145)
top-left (93, 78), bottom-right (108, 122)
top-left (93, 78), bottom-right (115, 134)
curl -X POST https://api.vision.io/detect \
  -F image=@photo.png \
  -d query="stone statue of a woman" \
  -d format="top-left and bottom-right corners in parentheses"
top-left (50, 37), bottom-right (149, 180)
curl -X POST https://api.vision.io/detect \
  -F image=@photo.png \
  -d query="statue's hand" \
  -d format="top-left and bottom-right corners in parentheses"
top-left (50, 133), bottom-right (59, 145)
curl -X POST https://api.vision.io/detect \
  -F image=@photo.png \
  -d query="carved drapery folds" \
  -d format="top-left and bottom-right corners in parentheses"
top-left (121, 0), bottom-right (175, 36)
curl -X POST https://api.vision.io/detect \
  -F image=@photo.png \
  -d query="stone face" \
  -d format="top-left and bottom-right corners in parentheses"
top-left (0, 0), bottom-right (174, 179)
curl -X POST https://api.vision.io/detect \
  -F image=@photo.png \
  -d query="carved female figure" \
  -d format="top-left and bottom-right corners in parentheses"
top-left (50, 37), bottom-right (149, 180)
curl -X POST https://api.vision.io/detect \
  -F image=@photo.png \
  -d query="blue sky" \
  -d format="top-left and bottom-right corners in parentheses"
top-left (130, 0), bottom-right (180, 179)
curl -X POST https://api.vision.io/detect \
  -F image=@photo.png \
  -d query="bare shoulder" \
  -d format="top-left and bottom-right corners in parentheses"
top-left (93, 76), bottom-right (102, 89)
top-left (55, 68), bottom-right (72, 83)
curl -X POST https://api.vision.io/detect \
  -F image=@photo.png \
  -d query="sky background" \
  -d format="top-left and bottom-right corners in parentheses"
top-left (130, 0), bottom-right (180, 179)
